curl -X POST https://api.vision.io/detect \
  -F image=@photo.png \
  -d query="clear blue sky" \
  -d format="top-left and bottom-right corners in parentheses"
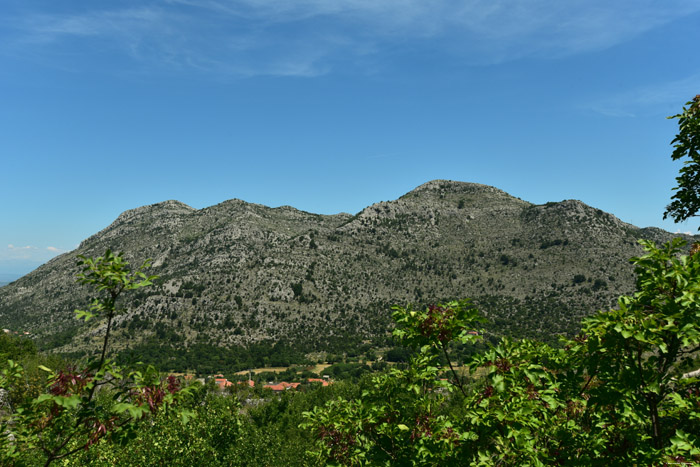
top-left (1, 0), bottom-right (699, 278)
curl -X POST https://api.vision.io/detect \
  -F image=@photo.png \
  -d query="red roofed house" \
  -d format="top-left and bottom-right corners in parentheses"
top-left (214, 375), bottom-right (234, 390)
top-left (307, 378), bottom-right (330, 387)
top-left (263, 382), bottom-right (300, 392)
top-left (237, 379), bottom-right (255, 388)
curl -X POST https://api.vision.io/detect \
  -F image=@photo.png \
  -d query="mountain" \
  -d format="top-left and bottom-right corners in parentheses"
top-left (0, 180), bottom-right (695, 365)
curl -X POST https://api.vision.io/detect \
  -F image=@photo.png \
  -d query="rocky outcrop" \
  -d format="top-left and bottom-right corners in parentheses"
top-left (0, 180), bottom-right (696, 355)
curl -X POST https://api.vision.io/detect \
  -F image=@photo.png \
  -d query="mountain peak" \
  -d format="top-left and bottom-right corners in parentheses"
top-left (79, 200), bottom-right (196, 249)
top-left (2, 179), bottom-right (695, 366)
top-left (408, 179), bottom-right (508, 195)
top-left (399, 180), bottom-right (520, 208)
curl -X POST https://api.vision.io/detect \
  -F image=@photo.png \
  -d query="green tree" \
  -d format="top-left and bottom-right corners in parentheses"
top-left (1, 250), bottom-right (196, 466)
top-left (567, 239), bottom-right (700, 463)
top-left (302, 301), bottom-right (485, 465)
top-left (79, 392), bottom-right (240, 466)
top-left (73, 250), bottom-right (156, 372)
top-left (664, 94), bottom-right (700, 227)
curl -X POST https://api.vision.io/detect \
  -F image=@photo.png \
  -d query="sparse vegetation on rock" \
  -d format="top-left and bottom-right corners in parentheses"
top-left (0, 181), bottom-right (696, 371)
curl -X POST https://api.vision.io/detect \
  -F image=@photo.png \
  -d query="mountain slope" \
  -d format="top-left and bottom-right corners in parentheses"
top-left (0, 180), bottom-right (694, 360)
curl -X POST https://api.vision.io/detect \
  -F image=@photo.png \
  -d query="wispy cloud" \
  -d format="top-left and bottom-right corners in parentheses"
top-left (4, 244), bottom-right (38, 262)
top-left (3, 244), bottom-right (66, 261)
top-left (7, 244), bottom-right (36, 250)
top-left (585, 73), bottom-right (700, 118)
top-left (4, 1), bottom-right (700, 76)
top-left (168, 0), bottom-right (700, 60)
top-left (9, 7), bottom-right (163, 49)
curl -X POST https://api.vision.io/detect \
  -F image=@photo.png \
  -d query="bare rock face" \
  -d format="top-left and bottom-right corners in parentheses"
top-left (0, 388), bottom-right (9, 409)
top-left (0, 180), bottom-right (696, 356)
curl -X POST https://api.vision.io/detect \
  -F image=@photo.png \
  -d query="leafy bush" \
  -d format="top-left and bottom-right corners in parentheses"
top-left (1, 251), bottom-right (198, 466)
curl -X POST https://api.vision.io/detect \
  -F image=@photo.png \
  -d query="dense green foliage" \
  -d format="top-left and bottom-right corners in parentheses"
top-left (1, 251), bottom-right (196, 466)
top-left (116, 340), bottom-right (312, 375)
top-left (0, 333), bottom-right (64, 413)
top-left (73, 378), bottom-right (363, 466)
top-left (665, 95), bottom-right (700, 226)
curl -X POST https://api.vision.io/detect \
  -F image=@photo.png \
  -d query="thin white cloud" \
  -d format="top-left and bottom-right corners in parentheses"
top-left (585, 73), bottom-right (700, 118)
top-left (7, 244), bottom-right (35, 250)
top-left (3, 244), bottom-right (38, 262)
top-left (4, 1), bottom-right (700, 76)
top-left (11, 7), bottom-right (163, 44)
top-left (5, 244), bottom-right (65, 257)
top-left (171, 0), bottom-right (700, 58)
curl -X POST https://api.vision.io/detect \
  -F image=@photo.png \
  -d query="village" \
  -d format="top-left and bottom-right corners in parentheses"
top-left (211, 374), bottom-right (331, 392)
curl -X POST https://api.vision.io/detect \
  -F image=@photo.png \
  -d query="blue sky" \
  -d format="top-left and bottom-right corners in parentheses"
top-left (1, 0), bottom-right (699, 278)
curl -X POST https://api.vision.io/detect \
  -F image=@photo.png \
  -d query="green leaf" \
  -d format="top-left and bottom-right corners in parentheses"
top-left (74, 309), bottom-right (95, 321)
top-left (620, 329), bottom-right (633, 339)
top-left (113, 402), bottom-right (147, 419)
top-left (34, 394), bottom-right (54, 404)
top-left (178, 409), bottom-right (195, 424)
top-left (493, 374), bottom-right (505, 392)
top-left (670, 430), bottom-right (693, 451)
top-left (54, 395), bottom-right (81, 409)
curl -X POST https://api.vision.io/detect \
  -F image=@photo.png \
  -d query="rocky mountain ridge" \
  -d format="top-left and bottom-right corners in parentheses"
top-left (0, 180), bottom-right (695, 360)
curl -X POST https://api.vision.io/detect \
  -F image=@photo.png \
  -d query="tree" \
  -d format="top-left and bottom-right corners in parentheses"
top-left (568, 239), bottom-right (700, 462)
top-left (302, 301), bottom-right (484, 466)
top-left (0, 250), bottom-right (196, 466)
top-left (664, 94), bottom-right (700, 227)
top-left (74, 250), bottom-right (156, 373)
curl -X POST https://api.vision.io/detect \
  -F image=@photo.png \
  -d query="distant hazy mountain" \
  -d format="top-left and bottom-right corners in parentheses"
top-left (0, 275), bottom-right (21, 288)
top-left (0, 180), bottom-right (695, 357)
top-left (0, 273), bottom-right (21, 284)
